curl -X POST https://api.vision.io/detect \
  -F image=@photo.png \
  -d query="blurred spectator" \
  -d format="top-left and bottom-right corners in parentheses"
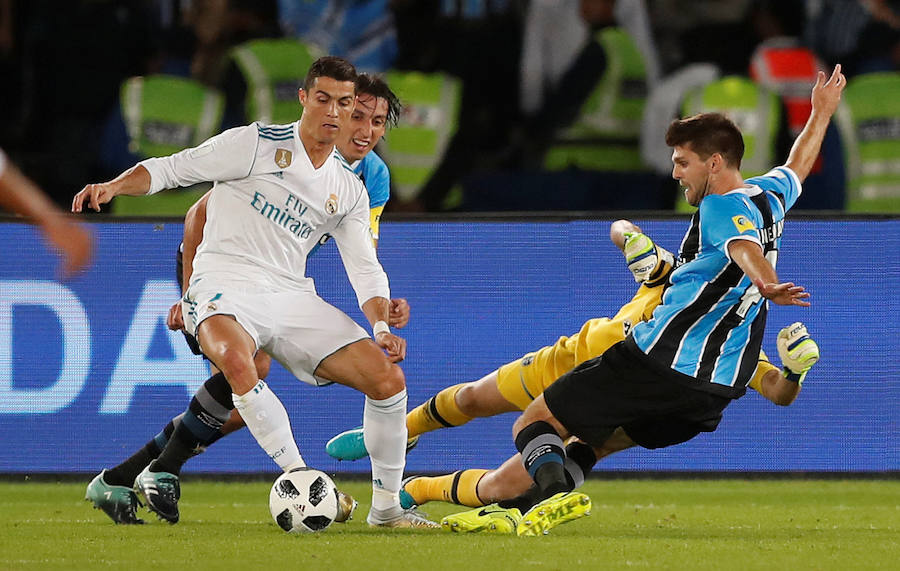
top-left (96, 0), bottom-right (279, 212)
top-left (834, 71), bottom-right (900, 211)
top-left (520, 0), bottom-right (659, 115)
top-left (389, 0), bottom-right (525, 211)
top-left (11, 0), bottom-right (160, 207)
top-left (805, 0), bottom-right (900, 76)
top-left (187, 0), bottom-right (280, 86)
top-left (279, 0), bottom-right (397, 72)
top-left (750, 38), bottom-right (845, 209)
top-left (650, 0), bottom-right (772, 75)
top-left (463, 19), bottom-right (667, 211)
top-left (376, 70), bottom-right (461, 202)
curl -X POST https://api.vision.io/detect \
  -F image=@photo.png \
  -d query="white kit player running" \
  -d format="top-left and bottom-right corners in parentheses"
top-left (72, 56), bottom-right (435, 529)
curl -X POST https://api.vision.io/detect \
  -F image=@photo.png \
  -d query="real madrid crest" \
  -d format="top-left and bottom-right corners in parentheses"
top-left (275, 148), bottom-right (292, 169)
top-left (325, 193), bottom-right (338, 215)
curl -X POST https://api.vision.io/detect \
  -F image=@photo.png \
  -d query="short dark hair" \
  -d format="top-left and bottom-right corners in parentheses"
top-left (665, 113), bottom-right (745, 168)
top-left (303, 56), bottom-right (357, 92)
top-left (355, 73), bottom-right (402, 128)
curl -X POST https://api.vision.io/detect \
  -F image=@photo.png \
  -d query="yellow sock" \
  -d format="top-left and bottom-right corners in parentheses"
top-left (406, 384), bottom-right (473, 438)
top-left (405, 469), bottom-right (490, 507)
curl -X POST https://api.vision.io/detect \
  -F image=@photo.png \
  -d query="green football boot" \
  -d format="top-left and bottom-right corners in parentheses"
top-left (516, 491), bottom-right (592, 537)
top-left (84, 470), bottom-right (144, 525)
top-left (441, 504), bottom-right (523, 534)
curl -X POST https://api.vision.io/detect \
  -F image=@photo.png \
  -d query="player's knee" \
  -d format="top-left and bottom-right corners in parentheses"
top-left (216, 348), bottom-right (257, 389)
top-left (512, 398), bottom-right (554, 436)
top-left (254, 352), bottom-right (272, 379)
top-left (365, 362), bottom-right (406, 400)
top-left (455, 383), bottom-right (484, 417)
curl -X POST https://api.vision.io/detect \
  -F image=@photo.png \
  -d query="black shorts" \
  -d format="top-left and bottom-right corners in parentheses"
top-left (544, 338), bottom-right (731, 450)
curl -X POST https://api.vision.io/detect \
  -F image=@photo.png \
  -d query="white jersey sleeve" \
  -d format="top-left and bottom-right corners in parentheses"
top-left (140, 125), bottom-right (260, 194)
top-left (332, 188), bottom-right (390, 309)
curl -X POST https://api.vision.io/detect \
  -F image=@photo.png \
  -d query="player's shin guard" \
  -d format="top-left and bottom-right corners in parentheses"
top-left (364, 389), bottom-right (408, 512)
top-left (154, 372), bottom-right (236, 474)
top-left (516, 421), bottom-right (570, 499)
top-left (564, 441), bottom-right (597, 488)
top-left (406, 383), bottom-right (473, 438)
top-left (232, 380), bottom-right (304, 471)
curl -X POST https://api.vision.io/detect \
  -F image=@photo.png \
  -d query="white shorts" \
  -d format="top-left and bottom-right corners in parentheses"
top-left (183, 279), bottom-right (369, 386)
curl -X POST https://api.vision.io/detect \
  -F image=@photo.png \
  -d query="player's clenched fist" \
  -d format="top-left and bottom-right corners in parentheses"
top-left (375, 331), bottom-right (406, 363)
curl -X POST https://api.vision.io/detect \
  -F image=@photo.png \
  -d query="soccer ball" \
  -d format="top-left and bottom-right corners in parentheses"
top-left (269, 468), bottom-right (340, 533)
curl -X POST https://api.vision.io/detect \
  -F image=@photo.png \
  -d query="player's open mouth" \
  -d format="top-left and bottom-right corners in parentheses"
top-left (351, 138), bottom-right (370, 149)
top-left (323, 123), bottom-right (339, 130)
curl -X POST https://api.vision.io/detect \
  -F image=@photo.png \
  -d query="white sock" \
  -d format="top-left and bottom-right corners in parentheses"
top-left (232, 380), bottom-right (304, 471)
top-left (363, 389), bottom-right (407, 514)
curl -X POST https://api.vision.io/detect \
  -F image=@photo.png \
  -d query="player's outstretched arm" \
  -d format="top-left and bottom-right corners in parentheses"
top-left (71, 164), bottom-right (152, 212)
top-left (783, 64), bottom-right (846, 183)
top-left (1, 159), bottom-right (93, 277)
top-left (729, 240), bottom-right (810, 307)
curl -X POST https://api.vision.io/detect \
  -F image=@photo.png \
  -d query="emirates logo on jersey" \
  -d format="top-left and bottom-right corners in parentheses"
top-left (275, 148), bottom-right (292, 168)
top-left (325, 194), bottom-right (338, 215)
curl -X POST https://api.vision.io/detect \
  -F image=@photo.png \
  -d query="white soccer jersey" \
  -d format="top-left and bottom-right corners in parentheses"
top-left (140, 122), bottom-right (389, 308)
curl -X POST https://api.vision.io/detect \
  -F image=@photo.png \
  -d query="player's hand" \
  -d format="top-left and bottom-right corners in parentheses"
top-left (623, 232), bottom-right (658, 283)
top-left (72, 182), bottom-right (119, 213)
top-left (388, 298), bottom-right (410, 329)
top-left (167, 301), bottom-right (185, 331)
top-left (40, 216), bottom-right (93, 279)
top-left (754, 279), bottom-right (811, 307)
top-left (810, 64), bottom-right (845, 119)
top-left (777, 322), bottom-right (820, 374)
top-left (375, 331), bottom-right (406, 363)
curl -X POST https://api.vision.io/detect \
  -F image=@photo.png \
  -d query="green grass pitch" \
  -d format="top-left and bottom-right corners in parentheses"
top-left (1, 478), bottom-right (897, 570)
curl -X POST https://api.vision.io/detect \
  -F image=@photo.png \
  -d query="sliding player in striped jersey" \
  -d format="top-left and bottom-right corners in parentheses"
top-left (449, 64), bottom-right (844, 536)
top-left (328, 221), bottom-right (818, 516)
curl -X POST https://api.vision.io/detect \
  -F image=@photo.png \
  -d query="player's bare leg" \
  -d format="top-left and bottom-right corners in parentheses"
top-left (316, 340), bottom-right (436, 528)
top-left (198, 315), bottom-right (305, 470)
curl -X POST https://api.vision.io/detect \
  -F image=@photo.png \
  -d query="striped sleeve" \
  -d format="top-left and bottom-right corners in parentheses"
top-left (699, 194), bottom-right (761, 258)
top-left (746, 166), bottom-right (802, 212)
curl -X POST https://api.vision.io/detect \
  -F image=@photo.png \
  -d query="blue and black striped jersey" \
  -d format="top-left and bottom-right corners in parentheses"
top-left (631, 167), bottom-right (801, 397)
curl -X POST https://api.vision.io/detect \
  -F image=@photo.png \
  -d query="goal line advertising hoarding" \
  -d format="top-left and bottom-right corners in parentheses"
top-left (1, 218), bottom-right (896, 474)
